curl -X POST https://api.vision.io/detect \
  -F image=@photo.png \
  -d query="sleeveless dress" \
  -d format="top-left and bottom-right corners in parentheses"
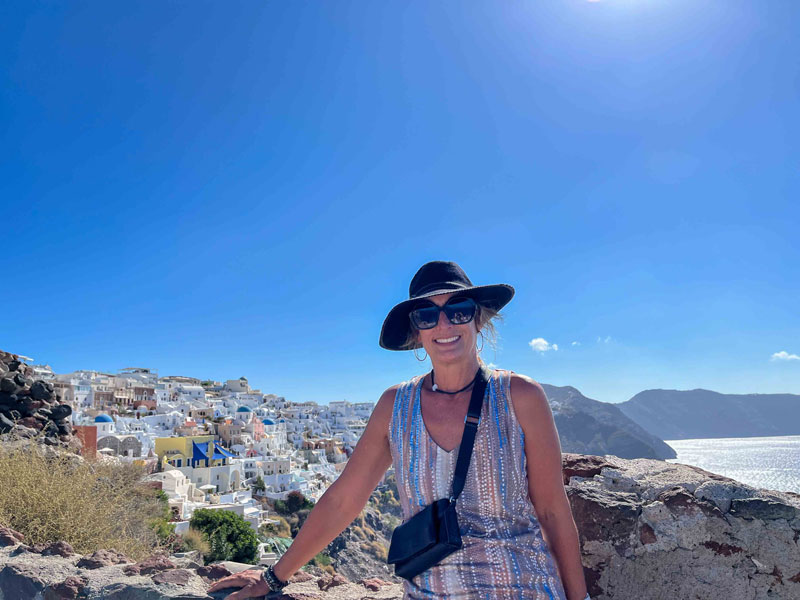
top-left (388, 369), bottom-right (568, 600)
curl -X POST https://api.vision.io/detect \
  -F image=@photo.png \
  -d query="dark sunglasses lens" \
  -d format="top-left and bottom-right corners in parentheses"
top-left (444, 298), bottom-right (476, 324)
top-left (410, 304), bottom-right (439, 329)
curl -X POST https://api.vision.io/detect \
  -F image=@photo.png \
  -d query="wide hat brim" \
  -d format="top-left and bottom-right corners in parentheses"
top-left (379, 283), bottom-right (514, 351)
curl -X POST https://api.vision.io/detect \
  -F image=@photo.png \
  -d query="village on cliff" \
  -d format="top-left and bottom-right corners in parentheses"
top-left (12, 354), bottom-right (377, 567)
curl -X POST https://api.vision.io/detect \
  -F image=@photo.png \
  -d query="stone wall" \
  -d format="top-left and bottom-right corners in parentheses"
top-left (564, 453), bottom-right (800, 599)
top-left (0, 350), bottom-right (79, 450)
top-left (1, 452), bottom-right (799, 599)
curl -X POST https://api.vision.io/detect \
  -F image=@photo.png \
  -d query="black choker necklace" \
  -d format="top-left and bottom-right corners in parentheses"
top-left (430, 368), bottom-right (480, 395)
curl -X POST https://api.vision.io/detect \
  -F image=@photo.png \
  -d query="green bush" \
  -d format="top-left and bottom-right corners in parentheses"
top-left (313, 551), bottom-right (331, 566)
top-left (189, 509), bottom-right (259, 565)
top-left (259, 515), bottom-right (291, 538)
top-left (274, 490), bottom-right (315, 515)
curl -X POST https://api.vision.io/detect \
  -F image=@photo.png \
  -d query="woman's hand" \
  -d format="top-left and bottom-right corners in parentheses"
top-left (206, 568), bottom-right (273, 599)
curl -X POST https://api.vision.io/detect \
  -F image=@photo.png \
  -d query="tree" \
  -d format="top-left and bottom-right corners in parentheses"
top-left (150, 490), bottom-right (175, 543)
top-left (189, 509), bottom-right (259, 565)
top-left (253, 476), bottom-right (266, 493)
top-left (285, 490), bottom-right (314, 513)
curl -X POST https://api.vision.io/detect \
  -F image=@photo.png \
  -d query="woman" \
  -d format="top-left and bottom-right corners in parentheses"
top-left (209, 261), bottom-right (590, 600)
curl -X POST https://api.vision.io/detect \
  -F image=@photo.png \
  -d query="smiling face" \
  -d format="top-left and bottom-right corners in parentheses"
top-left (413, 291), bottom-right (480, 366)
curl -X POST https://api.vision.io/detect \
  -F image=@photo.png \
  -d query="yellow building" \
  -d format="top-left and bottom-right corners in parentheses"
top-left (154, 435), bottom-right (235, 469)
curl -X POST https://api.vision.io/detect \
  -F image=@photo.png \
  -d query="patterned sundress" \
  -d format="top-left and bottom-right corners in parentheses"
top-left (388, 368), bottom-right (568, 600)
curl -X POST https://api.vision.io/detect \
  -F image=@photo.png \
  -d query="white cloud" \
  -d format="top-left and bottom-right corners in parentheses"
top-left (596, 335), bottom-right (613, 344)
top-left (571, 341), bottom-right (581, 346)
top-left (529, 338), bottom-right (558, 352)
top-left (771, 351), bottom-right (800, 361)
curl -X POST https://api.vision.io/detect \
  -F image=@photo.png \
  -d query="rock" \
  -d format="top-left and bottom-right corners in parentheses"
top-left (567, 485), bottom-right (640, 552)
top-left (290, 570), bottom-right (314, 583)
top-left (317, 573), bottom-right (349, 590)
top-left (316, 574), bottom-right (332, 590)
top-left (14, 543), bottom-right (48, 554)
top-left (0, 413), bottom-right (14, 433)
top-left (196, 564), bottom-right (232, 580)
top-left (44, 575), bottom-right (87, 600)
top-left (76, 549), bottom-right (132, 569)
top-left (18, 416), bottom-right (39, 429)
top-left (694, 479), bottom-right (763, 513)
top-left (0, 562), bottom-right (47, 598)
top-left (0, 377), bottom-right (17, 394)
top-left (360, 577), bottom-right (393, 591)
top-left (30, 381), bottom-right (51, 401)
top-left (152, 568), bottom-right (191, 585)
top-left (0, 526), bottom-right (25, 546)
top-left (50, 404), bottom-right (72, 421)
top-left (18, 398), bottom-right (35, 417)
top-left (730, 497), bottom-right (799, 521)
top-left (562, 453), bottom-right (617, 484)
top-left (41, 541), bottom-right (75, 558)
top-left (564, 454), bottom-right (800, 599)
top-left (657, 485), bottom-right (725, 520)
top-left (13, 424), bottom-right (39, 438)
top-left (122, 553), bottom-right (175, 576)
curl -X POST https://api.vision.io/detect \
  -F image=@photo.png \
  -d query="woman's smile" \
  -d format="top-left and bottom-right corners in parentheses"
top-left (434, 335), bottom-right (461, 345)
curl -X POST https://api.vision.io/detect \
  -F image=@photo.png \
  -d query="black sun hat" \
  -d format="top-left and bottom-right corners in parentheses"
top-left (379, 261), bottom-right (515, 351)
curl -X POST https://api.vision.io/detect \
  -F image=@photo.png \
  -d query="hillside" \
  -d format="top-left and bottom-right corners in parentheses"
top-left (618, 389), bottom-right (800, 440)
top-left (543, 383), bottom-right (677, 460)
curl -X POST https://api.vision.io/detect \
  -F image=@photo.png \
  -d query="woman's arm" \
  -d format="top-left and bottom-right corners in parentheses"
top-left (510, 374), bottom-right (589, 600)
top-left (270, 385), bottom-right (397, 581)
top-left (209, 386), bottom-right (398, 599)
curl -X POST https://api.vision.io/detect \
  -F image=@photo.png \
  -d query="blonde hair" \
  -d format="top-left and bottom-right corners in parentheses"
top-left (398, 301), bottom-right (503, 354)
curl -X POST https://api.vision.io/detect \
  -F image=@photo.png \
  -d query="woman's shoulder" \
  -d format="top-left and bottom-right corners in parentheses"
top-left (503, 372), bottom-right (551, 431)
top-left (505, 371), bottom-right (547, 397)
top-left (487, 367), bottom-right (534, 388)
top-left (377, 374), bottom-right (422, 405)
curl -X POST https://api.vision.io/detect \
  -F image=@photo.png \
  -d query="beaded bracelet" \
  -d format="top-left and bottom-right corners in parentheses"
top-left (261, 564), bottom-right (288, 591)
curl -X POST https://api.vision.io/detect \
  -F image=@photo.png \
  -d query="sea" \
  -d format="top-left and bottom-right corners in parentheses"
top-left (664, 434), bottom-right (800, 495)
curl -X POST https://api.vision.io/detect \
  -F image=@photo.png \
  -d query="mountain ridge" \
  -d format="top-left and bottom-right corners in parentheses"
top-left (616, 388), bottom-right (800, 440)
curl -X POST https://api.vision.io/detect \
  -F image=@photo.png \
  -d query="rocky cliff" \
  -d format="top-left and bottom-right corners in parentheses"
top-left (543, 383), bottom-right (677, 460)
top-left (2, 452), bottom-right (799, 599)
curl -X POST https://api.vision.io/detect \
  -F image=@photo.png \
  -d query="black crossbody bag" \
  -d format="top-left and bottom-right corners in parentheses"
top-left (386, 366), bottom-right (489, 581)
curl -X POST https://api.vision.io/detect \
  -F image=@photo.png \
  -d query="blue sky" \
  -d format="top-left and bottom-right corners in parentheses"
top-left (2, 1), bottom-right (798, 405)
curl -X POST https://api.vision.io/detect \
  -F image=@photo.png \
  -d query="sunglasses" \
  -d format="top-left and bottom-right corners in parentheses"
top-left (409, 296), bottom-right (478, 330)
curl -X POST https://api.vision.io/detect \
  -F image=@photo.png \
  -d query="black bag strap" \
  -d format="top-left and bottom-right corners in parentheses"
top-left (449, 365), bottom-right (491, 503)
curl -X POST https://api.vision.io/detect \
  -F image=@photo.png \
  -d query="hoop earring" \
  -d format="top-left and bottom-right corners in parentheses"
top-left (413, 347), bottom-right (428, 362)
top-left (477, 332), bottom-right (485, 352)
